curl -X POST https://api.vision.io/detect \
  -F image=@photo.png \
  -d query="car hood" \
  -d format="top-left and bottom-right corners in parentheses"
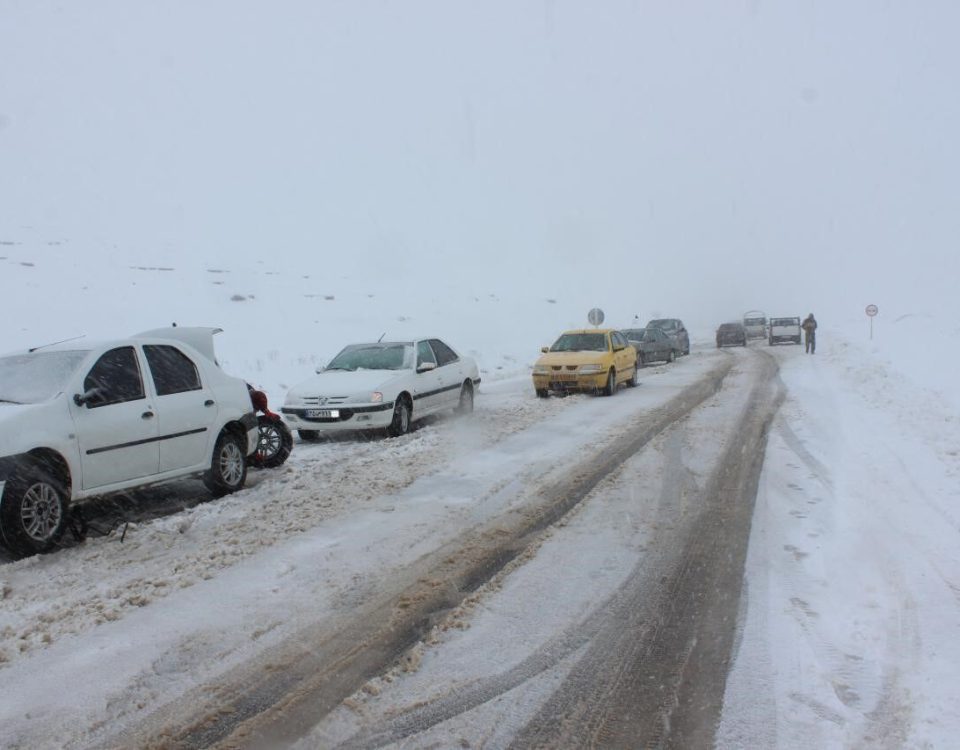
top-left (535, 351), bottom-right (610, 367)
top-left (286, 369), bottom-right (403, 400)
top-left (0, 402), bottom-right (37, 423)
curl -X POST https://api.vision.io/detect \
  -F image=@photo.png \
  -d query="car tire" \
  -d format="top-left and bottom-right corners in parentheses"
top-left (387, 397), bottom-right (412, 437)
top-left (666, 350), bottom-right (677, 364)
top-left (250, 416), bottom-right (293, 469)
top-left (298, 429), bottom-right (320, 442)
top-left (535, 389), bottom-right (550, 398)
top-left (0, 462), bottom-right (69, 558)
top-left (204, 430), bottom-right (248, 497)
top-left (627, 361), bottom-right (639, 387)
top-left (456, 382), bottom-right (474, 415)
top-left (603, 369), bottom-right (617, 396)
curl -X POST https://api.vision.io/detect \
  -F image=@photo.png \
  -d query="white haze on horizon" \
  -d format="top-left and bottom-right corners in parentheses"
top-left (1, 0), bottom-right (958, 331)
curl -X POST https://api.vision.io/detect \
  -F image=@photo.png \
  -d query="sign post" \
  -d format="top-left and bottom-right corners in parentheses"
top-left (865, 304), bottom-right (878, 340)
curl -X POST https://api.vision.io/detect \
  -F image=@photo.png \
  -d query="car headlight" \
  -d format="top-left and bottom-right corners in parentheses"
top-left (578, 364), bottom-right (603, 373)
top-left (371, 391), bottom-right (383, 403)
top-left (533, 365), bottom-right (550, 375)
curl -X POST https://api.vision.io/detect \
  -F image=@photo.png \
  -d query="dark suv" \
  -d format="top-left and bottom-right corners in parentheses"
top-left (646, 319), bottom-right (690, 356)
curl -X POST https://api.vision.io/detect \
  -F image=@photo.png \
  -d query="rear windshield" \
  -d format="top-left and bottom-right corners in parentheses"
top-left (647, 319), bottom-right (676, 331)
top-left (0, 350), bottom-right (89, 404)
top-left (744, 317), bottom-right (766, 326)
top-left (550, 333), bottom-right (608, 352)
top-left (771, 318), bottom-right (800, 325)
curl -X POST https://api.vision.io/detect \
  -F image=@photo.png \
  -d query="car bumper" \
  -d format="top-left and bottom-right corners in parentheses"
top-left (281, 402), bottom-right (396, 431)
top-left (532, 372), bottom-right (607, 393)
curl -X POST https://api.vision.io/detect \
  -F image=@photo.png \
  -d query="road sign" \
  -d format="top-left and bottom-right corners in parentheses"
top-left (587, 308), bottom-right (605, 327)
top-left (865, 304), bottom-right (878, 317)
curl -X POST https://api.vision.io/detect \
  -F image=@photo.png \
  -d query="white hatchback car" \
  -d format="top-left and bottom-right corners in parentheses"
top-left (0, 327), bottom-right (258, 558)
top-left (282, 338), bottom-right (480, 439)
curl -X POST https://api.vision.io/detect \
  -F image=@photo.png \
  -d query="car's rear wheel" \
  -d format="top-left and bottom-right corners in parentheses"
top-left (627, 361), bottom-right (639, 387)
top-left (456, 382), bottom-right (474, 415)
top-left (204, 430), bottom-right (248, 497)
top-left (603, 369), bottom-right (617, 396)
top-left (535, 389), bottom-right (550, 398)
top-left (387, 397), bottom-right (412, 437)
top-left (0, 463), bottom-right (69, 558)
top-left (298, 429), bottom-right (320, 442)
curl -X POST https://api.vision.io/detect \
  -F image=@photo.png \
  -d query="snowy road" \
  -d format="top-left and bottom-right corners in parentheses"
top-left (2, 337), bottom-right (958, 749)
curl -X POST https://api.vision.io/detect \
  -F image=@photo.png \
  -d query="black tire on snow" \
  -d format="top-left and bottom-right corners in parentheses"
top-left (250, 416), bottom-right (293, 469)
top-left (627, 360), bottom-right (639, 387)
top-left (456, 382), bottom-right (474, 415)
top-left (204, 430), bottom-right (248, 497)
top-left (603, 369), bottom-right (617, 396)
top-left (387, 397), bottom-right (412, 437)
top-left (536, 389), bottom-right (550, 398)
top-left (0, 461), bottom-right (69, 558)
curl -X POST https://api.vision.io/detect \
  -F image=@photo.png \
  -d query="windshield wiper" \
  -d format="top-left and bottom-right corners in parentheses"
top-left (0, 398), bottom-right (24, 405)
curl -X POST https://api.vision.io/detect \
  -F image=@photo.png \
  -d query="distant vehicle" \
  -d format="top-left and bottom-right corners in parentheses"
top-left (0, 327), bottom-right (259, 558)
top-left (282, 339), bottom-right (480, 439)
top-left (743, 311), bottom-right (767, 339)
top-left (622, 327), bottom-right (680, 365)
top-left (532, 329), bottom-right (638, 397)
top-left (645, 318), bottom-right (690, 355)
top-left (769, 317), bottom-right (802, 345)
top-left (716, 322), bottom-right (748, 348)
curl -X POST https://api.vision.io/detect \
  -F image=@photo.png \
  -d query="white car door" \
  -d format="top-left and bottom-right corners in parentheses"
top-left (73, 346), bottom-right (160, 490)
top-left (142, 344), bottom-right (220, 473)
top-left (412, 340), bottom-right (444, 416)
top-left (429, 338), bottom-right (464, 409)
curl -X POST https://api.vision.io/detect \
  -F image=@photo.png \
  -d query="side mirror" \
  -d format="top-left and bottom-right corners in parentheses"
top-left (315, 366), bottom-right (325, 374)
top-left (614, 345), bottom-right (625, 352)
top-left (73, 387), bottom-right (103, 407)
top-left (541, 346), bottom-right (549, 353)
top-left (416, 362), bottom-right (437, 374)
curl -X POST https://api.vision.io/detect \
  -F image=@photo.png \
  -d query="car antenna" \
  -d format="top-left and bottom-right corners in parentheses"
top-left (28, 334), bottom-right (86, 353)
top-left (377, 332), bottom-right (386, 342)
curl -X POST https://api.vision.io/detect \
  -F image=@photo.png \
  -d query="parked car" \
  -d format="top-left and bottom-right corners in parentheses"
top-left (622, 327), bottom-right (680, 364)
top-left (646, 318), bottom-right (690, 355)
top-left (743, 310), bottom-right (768, 339)
top-left (716, 322), bottom-right (748, 347)
top-left (769, 317), bottom-right (802, 345)
top-left (532, 329), bottom-right (638, 397)
top-left (282, 339), bottom-right (480, 439)
top-left (0, 327), bottom-right (259, 558)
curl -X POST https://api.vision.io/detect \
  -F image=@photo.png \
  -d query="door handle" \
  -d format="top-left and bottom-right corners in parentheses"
top-left (204, 399), bottom-right (215, 407)
top-left (141, 411), bottom-right (154, 420)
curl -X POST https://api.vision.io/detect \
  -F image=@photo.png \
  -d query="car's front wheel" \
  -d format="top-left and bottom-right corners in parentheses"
top-left (603, 369), bottom-right (617, 396)
top-left (666, 350), bottom-right (677, 364)
top-left (627, 361), bottom-right (639, 387)
top-left (387, 397), bottom-right (412, 437)
top-left (204, 430), bottom-right (248, 497)
top-left (535, 389), bottom-right (550, 398)
top-left (0, 463), bottom-right (69, 558)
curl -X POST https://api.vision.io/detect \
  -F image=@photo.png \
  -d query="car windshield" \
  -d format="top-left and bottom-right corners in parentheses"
top-left (0, 350), bottom-right (89, 404)
top-left (647, 319), bottom-right (676, 331)
top-left (550, 333), bottom-right (608, 352)
top-left (621, 329), bottom-right (645, 342)
top-left (326, 343), bottom-right (414, 371)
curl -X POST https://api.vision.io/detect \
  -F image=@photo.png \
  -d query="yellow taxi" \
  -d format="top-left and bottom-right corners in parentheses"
top-left (532, 329), bottom-right (639, 398)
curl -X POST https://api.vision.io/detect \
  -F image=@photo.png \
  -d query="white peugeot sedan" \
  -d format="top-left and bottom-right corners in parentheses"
top-left (282, 338), bottom-right (480, 439)
top-left (0, 327), bottom-right (259, 558)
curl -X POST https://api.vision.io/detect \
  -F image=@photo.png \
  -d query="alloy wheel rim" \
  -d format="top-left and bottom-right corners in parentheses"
top-left (20, 482), bottom-right (62, 542)
top-left (220, 442), bottom-right (244, 485)
top-left (258, 425), bottom-right (282, 459)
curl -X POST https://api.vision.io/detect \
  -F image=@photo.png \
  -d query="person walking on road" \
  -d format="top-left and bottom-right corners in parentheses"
top-left (802, 313), bottom-right (818, 354)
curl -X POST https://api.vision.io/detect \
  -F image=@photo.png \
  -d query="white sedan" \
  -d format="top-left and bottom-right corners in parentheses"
top-left (282, 338), bottom-right (480, 439)
top-left (0, 327), bottom-right (259, 558)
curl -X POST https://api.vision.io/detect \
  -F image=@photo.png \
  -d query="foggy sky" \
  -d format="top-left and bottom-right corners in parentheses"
top-left (2, 0), bottom-right (958, 328)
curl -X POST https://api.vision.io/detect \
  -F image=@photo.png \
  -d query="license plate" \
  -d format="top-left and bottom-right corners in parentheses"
top-left (305, 409), bottom-right (339, 419)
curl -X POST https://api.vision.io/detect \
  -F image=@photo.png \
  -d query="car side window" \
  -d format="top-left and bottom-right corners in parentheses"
top-left (612, 332), bottom-right (628, 348)
top-left (83, 346), bottom-right (145, 407)
top-left (429, 339), bottom-right (459, 367)
top-left (144, 345), bottom-right (202, 396)
top-left (417, 341), bottom-right (437, 368)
